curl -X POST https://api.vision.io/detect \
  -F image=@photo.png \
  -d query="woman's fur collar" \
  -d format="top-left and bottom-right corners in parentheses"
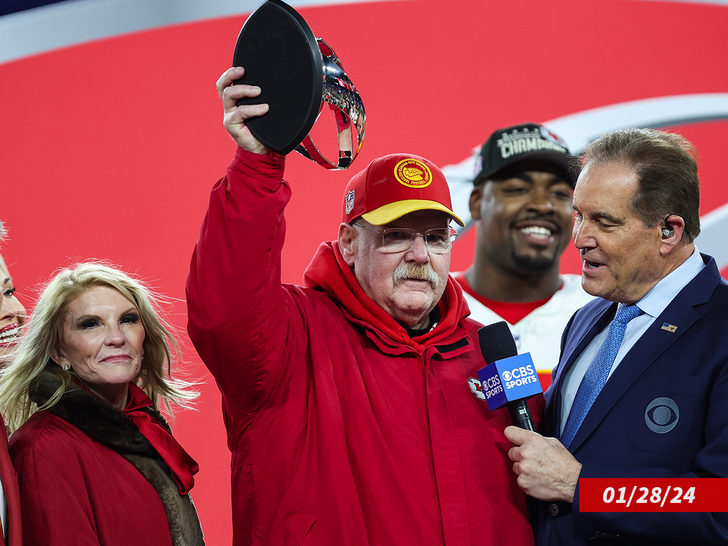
top-left (29, 368), bottom-right (158, 454)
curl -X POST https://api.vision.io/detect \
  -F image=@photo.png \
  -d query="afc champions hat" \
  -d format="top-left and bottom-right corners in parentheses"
top-left (342, 154), bottom-right (465, 227)
top-left (474, 123), bottom-right (579, 187)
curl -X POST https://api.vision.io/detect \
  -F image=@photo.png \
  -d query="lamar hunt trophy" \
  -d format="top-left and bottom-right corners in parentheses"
top-left (232, 0), bottom-right (366, 169)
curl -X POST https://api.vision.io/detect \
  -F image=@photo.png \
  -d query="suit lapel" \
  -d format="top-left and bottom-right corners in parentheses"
top-left (544, 300), bottom-right (616, 438)
top-left (566, 256), bottom-right (718, 453)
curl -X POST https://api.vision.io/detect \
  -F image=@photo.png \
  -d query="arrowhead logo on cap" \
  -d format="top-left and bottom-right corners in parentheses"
top-left (394, 159), bottom-right (433, 188)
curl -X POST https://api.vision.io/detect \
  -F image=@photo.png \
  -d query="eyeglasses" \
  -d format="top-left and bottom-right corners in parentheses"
top-left (352, 222), bottom-right (457, 254)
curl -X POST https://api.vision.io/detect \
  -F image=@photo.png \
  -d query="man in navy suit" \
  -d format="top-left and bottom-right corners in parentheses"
top-left (504, 128), bottom-right (728, 545)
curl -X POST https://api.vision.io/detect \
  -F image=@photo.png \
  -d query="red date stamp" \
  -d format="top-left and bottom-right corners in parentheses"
top-left (580, 479), bottom-right (728, 512)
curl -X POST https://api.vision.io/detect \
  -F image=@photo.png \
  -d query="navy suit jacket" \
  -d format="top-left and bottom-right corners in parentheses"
top-left (537, 254), bottom-right (728, 546)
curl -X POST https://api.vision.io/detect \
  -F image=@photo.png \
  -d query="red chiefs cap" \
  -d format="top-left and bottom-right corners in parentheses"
top-left (341, 153), bottom-right (465, 226)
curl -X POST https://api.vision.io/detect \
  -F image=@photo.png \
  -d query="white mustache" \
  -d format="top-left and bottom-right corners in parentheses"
top-left (393, 264), bottom-right (440, 289)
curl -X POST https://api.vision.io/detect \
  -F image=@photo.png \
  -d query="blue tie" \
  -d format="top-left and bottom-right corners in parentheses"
top-left (561, 304), bottom-right (643, 448)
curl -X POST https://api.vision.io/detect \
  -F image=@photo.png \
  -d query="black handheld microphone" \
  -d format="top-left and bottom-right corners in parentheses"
top-left (476, 321), bottom-right (542, 431)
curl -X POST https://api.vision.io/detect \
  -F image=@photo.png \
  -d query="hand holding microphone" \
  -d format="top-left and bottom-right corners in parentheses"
top-left (477, 322), bottom-right (582, 500)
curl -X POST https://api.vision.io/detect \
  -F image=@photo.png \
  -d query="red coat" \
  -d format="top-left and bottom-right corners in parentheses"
top-left (187, 148), bottom-right (539, 546)
top-left (0, 416), bottom-right (21, 546)
top-left (9, 411), bottom-right (173, 546)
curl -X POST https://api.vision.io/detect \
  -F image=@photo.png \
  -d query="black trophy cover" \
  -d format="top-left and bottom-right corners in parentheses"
top-left (232, 0), bottom-right (323, 155)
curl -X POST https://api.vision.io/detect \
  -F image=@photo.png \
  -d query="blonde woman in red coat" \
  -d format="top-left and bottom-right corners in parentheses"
top-left (0, 262), bottom-right (203, 546)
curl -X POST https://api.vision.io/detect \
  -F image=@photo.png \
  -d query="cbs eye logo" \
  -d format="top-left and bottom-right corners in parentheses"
top-left (645, 397), bottom-right (679, 434)
top-left (502, 371), bottom-right (512, 381)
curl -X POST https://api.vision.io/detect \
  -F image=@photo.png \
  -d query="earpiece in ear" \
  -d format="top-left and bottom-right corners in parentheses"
top-left (662, 227), bottom-right (674, 238)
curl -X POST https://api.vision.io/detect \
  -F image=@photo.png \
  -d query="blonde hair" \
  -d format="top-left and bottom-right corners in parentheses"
top-left (0, 262), bottom-right (198, 432)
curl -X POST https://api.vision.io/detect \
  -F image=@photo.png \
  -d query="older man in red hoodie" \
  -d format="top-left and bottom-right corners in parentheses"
top-left (187, 67), bottom-right (540, 546)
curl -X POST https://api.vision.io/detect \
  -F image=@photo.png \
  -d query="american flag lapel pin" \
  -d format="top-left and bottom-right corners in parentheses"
top-left (660, 323), bottom-right (678, 333)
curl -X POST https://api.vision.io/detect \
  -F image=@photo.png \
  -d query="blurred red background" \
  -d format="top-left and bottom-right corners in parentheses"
top-left (2, 1), bottom-right (728, 543)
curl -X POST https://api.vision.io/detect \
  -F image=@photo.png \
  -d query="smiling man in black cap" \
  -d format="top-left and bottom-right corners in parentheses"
top-left (454, 123), bottom-right (592, 377)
